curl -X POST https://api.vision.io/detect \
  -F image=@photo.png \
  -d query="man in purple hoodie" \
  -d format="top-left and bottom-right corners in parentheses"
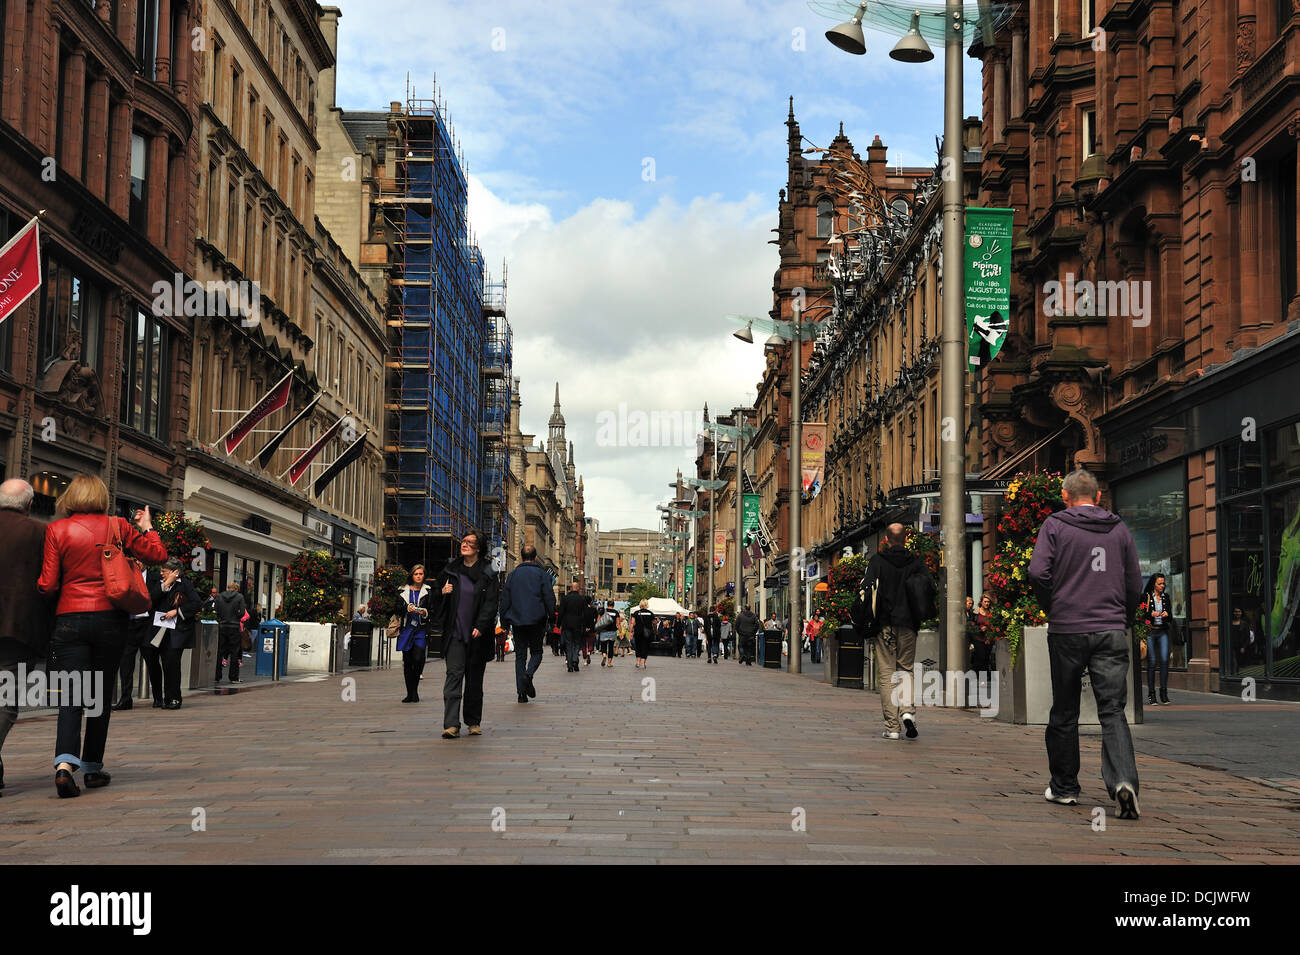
top-left (1028, 469), bottom-right (1143, 820)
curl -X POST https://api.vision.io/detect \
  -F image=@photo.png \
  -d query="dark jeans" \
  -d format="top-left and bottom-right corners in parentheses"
top-left (0, 638), bottom-right (31, 758)
top-left (162, 646), bottom-right (184, 703)
top-left (513, 622), bottom-right (545, 694)
top-left (402, 644), bottom-right (427, 699)
top-left (1046, 629), bottom-right (1139, 799)
top-left (562, 627), bottom-right (582, 669)
top-left (707, 636), bottom-right (720, 660)
top-left (971, 640), bottom-right (994, 676)
top-left (1146, 629), bottom-right (1170, 694)
top-left (443, 635), bottom-right (491, 729)
top-left (215, 624), bottom-right (242, 681)
top-left (49, 611), bottom-right (126, 773)
top-left (117, 616), bottom-right (161, 703)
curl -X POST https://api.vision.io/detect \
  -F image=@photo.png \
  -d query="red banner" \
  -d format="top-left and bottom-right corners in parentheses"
top-left (0, 216), bottom-right (42, 327)
top-left (220, 370), bottom-right (294, 455)
top-left (284, 416), bottom-right (344, 486)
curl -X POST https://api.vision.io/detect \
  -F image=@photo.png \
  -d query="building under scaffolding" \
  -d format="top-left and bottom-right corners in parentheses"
top-left (378, 92), bottom-right (512, 569)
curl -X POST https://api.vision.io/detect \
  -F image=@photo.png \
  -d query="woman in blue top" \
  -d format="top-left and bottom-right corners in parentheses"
top-left (397, 565), bottom-right (433, 703)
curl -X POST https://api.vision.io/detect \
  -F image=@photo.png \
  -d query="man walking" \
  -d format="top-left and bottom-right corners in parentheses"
top-left (857, 523), bottom-right (933, 741)
top-left (705, 606), bottom-right (722, 663)
top-left (1029, 469), bottom-right (1143, 819)
top-left (0, 480), bottom-right (52, 794)
top-left (735, 605), bottom-right (759, 665)
top-left (213, 579), bottom-right (247, 684)
top-left (685, 610), bottom-right (700, 658)
top-left (499, 545), bottom-right (555, 703)
top-left (557, 581), bottom-right (588, 673)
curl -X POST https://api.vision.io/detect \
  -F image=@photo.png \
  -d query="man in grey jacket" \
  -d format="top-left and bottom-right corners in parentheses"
top-left (500, 546), bottom-right (556, 703)
top-left (1028, 469), bottom-right (1143, 820)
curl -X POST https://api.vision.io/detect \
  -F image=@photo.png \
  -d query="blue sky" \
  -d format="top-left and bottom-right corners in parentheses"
top-left (333, 0), bottom-right (984, 529)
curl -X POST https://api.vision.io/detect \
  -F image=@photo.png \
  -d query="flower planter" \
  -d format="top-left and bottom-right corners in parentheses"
top-left (995, 625), bottom-right (1141, 725)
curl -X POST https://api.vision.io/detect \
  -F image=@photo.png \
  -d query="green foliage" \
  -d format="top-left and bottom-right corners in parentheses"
top-left (154, 511), bottom-right (212, 594)
top-left (283, 550), bottom-right (347, 623)
top-left (984, 471), bottom-right (1063, 667)
top-left (716, 596), bottom-right (735, 619)
top-left (817, 553), bottom-right (868, 631)
top-left (627, 581), bottom-right (664, 607)
top-left (367, 564), bottom-right (412, 624)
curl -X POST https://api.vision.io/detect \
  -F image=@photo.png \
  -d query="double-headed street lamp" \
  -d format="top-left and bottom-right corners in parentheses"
top-left (818, 0), bottom-right (1005, 703)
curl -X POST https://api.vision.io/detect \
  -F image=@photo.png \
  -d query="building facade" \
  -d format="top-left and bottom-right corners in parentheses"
top-left (1, 0), bottom-right (200, 524)
top-left (970, 2), bottom-right (1300, 696)
top-left (597, 527), bottom-right (673, 601)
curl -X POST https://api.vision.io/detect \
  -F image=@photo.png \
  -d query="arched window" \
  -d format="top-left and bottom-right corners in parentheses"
top-left (817, 197), bottom-right (833, 237)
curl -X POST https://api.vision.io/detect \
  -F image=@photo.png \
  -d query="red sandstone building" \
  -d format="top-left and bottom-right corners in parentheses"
top-left (0, 0), bottom-right (199, 516)
top-left (972, 2), bottom-right (1300, 697)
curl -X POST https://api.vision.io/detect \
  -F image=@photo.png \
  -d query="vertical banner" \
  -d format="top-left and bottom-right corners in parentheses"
top-left (684, 564), bottom-right (695, 591)
top-left (713, 530), bottom-right (729, 571)
top-left (742, 493), bottom-right (761, 545)
top-left (965, 206), bottom-right (1014, 371)
top-left (800, 423), bottom-right (827, 501)
top-left (0, 216), bottom-right (42, 326)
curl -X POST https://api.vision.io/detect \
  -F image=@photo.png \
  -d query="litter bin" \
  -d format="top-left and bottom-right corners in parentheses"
top-left (189, 621), bottom-right (221, 689)
top-left (348, 619), bottom-right (373, 666)
top-left (762, 628), bottom-right (783, 669)
top-left (256, 619), bottom-right (290, 677)
top-left (835, 624), bottom-right (864, 689)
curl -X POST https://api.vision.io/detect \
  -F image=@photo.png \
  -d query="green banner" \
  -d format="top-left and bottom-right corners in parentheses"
top-left (964, 207), bottom-right (1013, 372)
top-left (742, 494), bottom-right (761, 545)
top-left (668, 580), bottom-right (675, 598)
top-left (684, 564), bottom-right (694, 591)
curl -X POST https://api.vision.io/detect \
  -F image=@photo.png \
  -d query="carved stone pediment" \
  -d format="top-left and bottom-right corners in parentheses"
top-left (36, 360), bottom-right (103, 416)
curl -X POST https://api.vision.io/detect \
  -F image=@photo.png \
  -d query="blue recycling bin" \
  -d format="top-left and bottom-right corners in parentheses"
top-left (255, 619), bottom-right (290, 677)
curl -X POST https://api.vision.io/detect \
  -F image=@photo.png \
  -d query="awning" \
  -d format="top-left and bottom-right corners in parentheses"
top-left (979, 423), bottom-right (1072, 480)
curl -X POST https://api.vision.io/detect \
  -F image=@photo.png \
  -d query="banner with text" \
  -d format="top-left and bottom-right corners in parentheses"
top-left (800, 424), bottom-right (827, 501)
top-left (965, 206), bottom-right (1014, 371)
top-left (742, 493), bottom-right (761, 546)
top-left (0, 216), bottom-right (42, 327)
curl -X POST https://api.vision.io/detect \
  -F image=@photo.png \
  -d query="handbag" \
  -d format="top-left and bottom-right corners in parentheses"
top-left (99, 516), bottom-right (152, 615)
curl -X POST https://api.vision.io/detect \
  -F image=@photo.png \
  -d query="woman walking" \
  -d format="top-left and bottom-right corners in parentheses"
top-left (153, 557), bottom-right (201, 709)
top-left (37, 474), bottom-right (167, 797)
top-left (1140, 573), bottom-right (1173, 705)
top-left (396, 564), bottom-right (432, 702)
top-left (434, 529), bottom-right (499, 738)
top-left (616, 613), bottom-right (631, 656)
top-left (631, 599), bottom-right (656, 670)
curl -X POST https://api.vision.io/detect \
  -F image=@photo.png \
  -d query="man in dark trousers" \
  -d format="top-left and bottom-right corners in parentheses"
top-left (213, 579), bottom-right (247, 684)
top-left (705, 606), bottom-right (722, 663)
top-left (112, 563), bottom-right (163, 709)
top-left (672, 612), bottom-right (685, 657)
top-left (500, 545), bottom-right (556, 703)
top-left (0, 479), bottom-right (53, 794)
top-left (1029, 468), bottom-right (1143, 819)
top-left (557, 581), bottom-right (589, 673)
top-left (735, 605), bottom-right (760, 665)
top-left (859, 523), bottom-right (933, 741)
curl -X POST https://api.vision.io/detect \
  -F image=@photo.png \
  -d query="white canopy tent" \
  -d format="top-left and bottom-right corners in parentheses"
top-left (646, 597), bottom-right (690, 617)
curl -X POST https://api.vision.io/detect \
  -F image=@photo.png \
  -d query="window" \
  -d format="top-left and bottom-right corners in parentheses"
top-left (130, 132), bottom-right (148, 232)
top-left (816, 197), bottom-right (833, 237)
top-left (1275, 145), bottom-right (1298, 315)
top-left (227, 181), bottom-right (239, 262)
top-left (1279, 0), bottom-right (1294, 37)
top-left (211, 36), bottom-right (223, 108)
top-left (1083, 0), bottom-right (1097, 36)
top-left (119, 309), bottom-right (169, 440)
top-left (39, 256), bottom-right (104, 376)
top-left (206, 160), bottom-right (220, 239)
top-left (136, 0), bottom-right (159, 79)
top-left (1082, 108), bottom-right (1098, 158)
top-left (248, 91), bottom-right (260, 157)
top-left (231, 63), bottom-right (243, 137)
top-left (244, 204), bottom-right (256, 278)
top-left (264, 114), bottom-right (273, 169)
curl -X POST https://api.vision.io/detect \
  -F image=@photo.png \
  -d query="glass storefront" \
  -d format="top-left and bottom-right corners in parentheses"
top-left (1220, 420), bottom-right (1300, 682)
top-left (1114, 463), bottom-right (1189, 669)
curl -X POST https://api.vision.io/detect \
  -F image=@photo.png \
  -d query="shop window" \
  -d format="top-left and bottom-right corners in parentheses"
top-left (1266, 486), bottom-right (1300, 676)
top-left (1267, 419), bottom-right (1300, 485)
top-left (1114, 463), bottom-right (1189, 670)
top-left (1221, 434), bottom-right (1263, 496)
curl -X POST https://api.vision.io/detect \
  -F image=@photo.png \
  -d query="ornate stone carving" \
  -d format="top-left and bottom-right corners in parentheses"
top-left (35, 328), bottom-right (103, 416)
top-left (1051, 379), bottom-right (1103, 467)
top-left (1236, 20), bottom-right (1256, 72)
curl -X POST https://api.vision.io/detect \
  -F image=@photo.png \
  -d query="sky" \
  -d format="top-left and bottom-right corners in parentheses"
top-left (332, 0), bottom-right (984, 531)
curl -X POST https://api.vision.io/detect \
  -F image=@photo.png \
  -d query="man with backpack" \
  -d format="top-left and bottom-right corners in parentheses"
top-left (853, 523), bottom-right (935, 741)
top-left (735, 605), bottom-right (759, 665)
top-left (213, 580), bottom-right (248, 684)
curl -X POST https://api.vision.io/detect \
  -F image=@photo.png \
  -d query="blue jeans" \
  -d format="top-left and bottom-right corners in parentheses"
top-left (49, 611), bottom-right (125, 773)
top-left (513, 622), bottom-right (545, 693)
top-left (562, 628), bottom-right (582, 668)
top-left (1146, 628), bottom-right (1170, 694)
top-left (1045, 629), bottom-right (1139, 799)
top-left (686, 635), bottom-right (698, 656)
top-left (707, 637), bottom-right (720, 660)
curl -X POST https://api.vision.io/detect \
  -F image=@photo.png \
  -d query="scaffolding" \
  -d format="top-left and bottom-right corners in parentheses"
top-left (381, 91), bottom-right (487, 561)
top-left (479, 262), bottom-right (513, 555)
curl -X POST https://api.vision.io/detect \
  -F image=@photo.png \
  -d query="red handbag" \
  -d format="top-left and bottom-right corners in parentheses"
top-left (99, 516), bottom-right (152, 615)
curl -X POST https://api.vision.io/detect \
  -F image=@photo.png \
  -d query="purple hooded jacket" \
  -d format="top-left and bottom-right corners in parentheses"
top-left (1028, 504), bottom-right (1142, 634)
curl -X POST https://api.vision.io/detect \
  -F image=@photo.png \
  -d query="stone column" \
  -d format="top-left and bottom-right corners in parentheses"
top-left (1011, 27), bottom-right (1026, 119)
top-left (60, 48), bottom-right (87, 176)
top-left (993, 51), bottom-right (1008, 144)
top-left (172, 2), bottom-right (191, 96)
top-left (85, 73), bottom-right (111, 199)
top-left (1240, 172), bottom-right (1261, 329)
top-left (1237, 2), bottom-right (1257, 74)
top-left (118, 0), bottom-right (138, 55)
top-left (148, 133), bottom-right (170, 248)
top-left (155, 0), bottom-right (173, 86)
top-left (168, 149), bottom-right (187, 265)
top-left (1, 0), bottom-right (26, 128)
top-left (108, 99), bottom-right (132, 217)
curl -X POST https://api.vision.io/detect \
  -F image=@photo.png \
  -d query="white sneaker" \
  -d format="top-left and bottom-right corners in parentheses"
top-left (1115, 783), bottom-right (1140, 820)
top-left (901, 712), bottom-right (918, 739)
top-left (1045, 786), bottom-right (1078, 806)
top-left (881, 730), bottom-right (900, 740)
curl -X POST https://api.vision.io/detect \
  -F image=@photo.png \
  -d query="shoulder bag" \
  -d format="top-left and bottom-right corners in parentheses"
top-left (99, 516), bottom-right (152, 615)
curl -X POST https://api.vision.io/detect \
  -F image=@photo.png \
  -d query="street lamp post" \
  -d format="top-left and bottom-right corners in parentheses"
top-left (788, 303), bottom-right (804, 675)
top-left (823, 0), bottom-right (973, 705)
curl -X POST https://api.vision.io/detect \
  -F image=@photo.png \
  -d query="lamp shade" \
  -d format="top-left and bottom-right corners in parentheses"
top-left (825, 19), bottom-right (866, 55)
top-left (889, 12), bottom-right (933, 63)
top-left (733, 323), bottom-right (754, 344)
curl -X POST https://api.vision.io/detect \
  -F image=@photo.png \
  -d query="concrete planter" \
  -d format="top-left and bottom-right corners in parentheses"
top-left (995, 625), bottom-right (1141, 725)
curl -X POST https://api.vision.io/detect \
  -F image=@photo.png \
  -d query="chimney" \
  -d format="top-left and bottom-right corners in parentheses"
top-left (318, 7), bottom-right (342, 107)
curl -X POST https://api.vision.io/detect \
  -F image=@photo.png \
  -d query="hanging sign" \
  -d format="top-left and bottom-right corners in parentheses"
top-left (965, 206), bottom-right (1014, 371)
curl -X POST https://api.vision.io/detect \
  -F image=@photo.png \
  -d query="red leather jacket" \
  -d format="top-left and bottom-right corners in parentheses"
top-left (37, 514), bottom-right (169, 615)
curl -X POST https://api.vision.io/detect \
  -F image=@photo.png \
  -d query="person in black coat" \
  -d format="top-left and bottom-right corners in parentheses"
top-left (113, 565), bottom-right (163, 710)
top-left (557, 582), bottom-right (589, 673)
top-left (151, 557), bottom-right (202, 709)
top-left (430, 529), bottom-right (500, 738)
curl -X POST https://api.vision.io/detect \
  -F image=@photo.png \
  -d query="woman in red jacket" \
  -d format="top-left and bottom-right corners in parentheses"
top-left (37, 474), bottom-right (168, 797)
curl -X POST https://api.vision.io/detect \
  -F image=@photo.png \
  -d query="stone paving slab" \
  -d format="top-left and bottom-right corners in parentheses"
top-left (1, 653), bottom-right (1298, 864)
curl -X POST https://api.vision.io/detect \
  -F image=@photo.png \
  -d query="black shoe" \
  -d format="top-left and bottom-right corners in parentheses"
top-left (525, 675), bottom-right (536, 698)
top-left (163, 699), bottom-right (182, 710)
top-left (401, 695), bottom-right (415, 703)
top-left (1147, 692), bottom-right (1157, 706)
top-left (84, 771), bottom-right (112, 789)
top-left (111, 699), bottom-right (133, 711)
top-left (1159, 690), bottom-right (1170, 705)
top-left (55, 769), bottom-right (80, 798)
top-left (518, 694), bottom-right (529, 703)
top-left (152, 698), bottom-right (163, 708)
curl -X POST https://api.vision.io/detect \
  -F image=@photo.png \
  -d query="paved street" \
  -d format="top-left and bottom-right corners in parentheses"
top-left (3, 651), bottom-right (1299, 865)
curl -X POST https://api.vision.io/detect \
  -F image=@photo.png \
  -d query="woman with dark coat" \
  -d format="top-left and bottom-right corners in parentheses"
top-left (152, 557), bottom-right (201, 709)
top-left (37, 474), bottom-right (168, 797)
top-left (631, 599), bottom-right (657, 669)
top-left (431, 529), bottom-right (500, 738)
top-left (1139, 572), bottom-right (1173, 706)
top-left (396, 564), bottom-right (433, 703)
